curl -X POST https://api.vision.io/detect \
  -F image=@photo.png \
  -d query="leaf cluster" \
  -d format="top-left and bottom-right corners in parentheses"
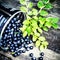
top-left (19, 0), bottom-right (59, 51)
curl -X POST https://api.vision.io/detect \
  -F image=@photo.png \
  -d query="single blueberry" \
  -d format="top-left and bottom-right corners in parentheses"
top-left (29, 53), bottom-right (33, 57)
top-left (26, 47), bottom-right (30, 51)
top-left (40, 52), bottom-right (44, 56)
top-left (38, 57), bottom-right (43, 60)
top-left (31, 57), bottom-right (36, 60)
top-left (29, 46), bottom-right (33, 50)
top-left (12, 53), bottom-right (17, 57)
top-left (22, 49), bottom-right (26, 53)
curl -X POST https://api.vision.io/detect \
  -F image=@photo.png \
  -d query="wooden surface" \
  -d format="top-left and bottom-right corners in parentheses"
top-left (0, 48), bottom-right (60, 60)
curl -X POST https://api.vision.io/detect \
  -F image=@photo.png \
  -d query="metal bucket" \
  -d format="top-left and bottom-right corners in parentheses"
top-left (0, 7), bottom-right (25, 46)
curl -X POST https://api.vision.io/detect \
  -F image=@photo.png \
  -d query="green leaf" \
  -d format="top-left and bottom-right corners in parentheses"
top-left (32, 27), bottom-right (36, 32)
top-left (39, 24), bottom-right (43, 28)
top-left (42, 41), bottom-right (48, 49)
top-left (52, 23), bottom-right (59, 29)
top-left (46, 17), bottom-right (59, 23)
top-left (26, 27), bottom-right (31, 36)
top-left (37, 1), bottom-right (45, 8)
top-left (20, 6), bottom-right (28, 13)
top-left (35, 40), bottom-right (40, 47)
top-left (46, 17), bottom-right (52, 22)
top-left (39, 36), bottom-right (46, 41)
top-left (43, 26), bottom-right (48, 31)
top-left (23, 31), bottom-right (27, 37)
top-left (34, 31), bottom-right (40, 37)
top-left (33, 16), bottom-right (38, 21)
top-left (33, 35), bottom-right (37, 42)
top-left (23, 20), bottom-right (30, 25)
top-left (39, 17), bottom-right (46, 25)
top-left (45, 22), bottom-right (52, 28)
top-left (32, 8), bottom-right (38, 15)
top-left (43, 0), bottom-right (49, 4)
top-left (20, 25), bottom-right (27, 32)
top-left (28, 2), bottom-right (33, 8)
top-left (20, 0), bottom-right (26, 5)
top-left (37, 27), bottom-right (42, 33)
top-left (26, 15), bottom-right (31, 19)
top-left (28, 11), bottom-right (33, 15)
top-left (31, 20), bottom-right (38, 28)
top-left (42, 41), bottom-right (48, 46)
top-left (51, 17), bottom-right (59, 23)
top-left (40, 45), bottom-right (44, 51)
top-left (40, 10), bottom-right (48, 16)
top-left (45, 3), bottom-right (53, 9)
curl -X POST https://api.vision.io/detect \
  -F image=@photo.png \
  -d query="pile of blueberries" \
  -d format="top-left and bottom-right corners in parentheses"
top-left (0, 13), bottom-right (33, 56)
top-left (0, 12), bottom-right (44, 60)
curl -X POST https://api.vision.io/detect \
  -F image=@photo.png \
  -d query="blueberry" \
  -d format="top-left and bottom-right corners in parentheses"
top-left (21, 39), bottom-right (24, 43)
top-left (17, 37), bottom-right (20, 40)
top-left (14, 38), bottom-right (17, 41)
top-left (11, 20), bottom-right (14, 23)
top-left (26, 47), bottom-right (30, 51)
top-left (8, 23), bottom-right (11, 27)
top-left (19, 46), bottom-right (22, 49)
top-left (29, 46), bottom-right (33, 50)
top-left (9, 41), bottom-right (12, 44)
top-left (12, 53), bottom-right (17, 57)
top-left (13, 18), bottom-right (17, 22)
top-left (10, 44), bottom-right (14, 47)
top-left (31, 57), bottom-right (36, 60)
top-left (24, 44), bottom-right (28, 48)
top-left (5, 34), bottom-right (7, 37)
top-left (17, 52), bottom-right (20, 56)
top-left (16, 23), bottom-right (20, 27)
top-left (17, 40), bottom-right (20, 44)
top-left (11, 49), bottom-right (14, 52)
top-left (11, 28), bottom-right (14, 31)
top-left (29, 40), bottom-right (33, 44)
top-left (10, 31), bottom-right (13, 35)
top-left (8, 35), bottom-right (12, 38)
top-left (10, 46), bottom-right (13, 49)
top-left (14, 44), bottom-right (18, 47)
top-left (7, 26), bottom-right (10, 30)
top-left (38, 57), bottom-right (43, 60)
top-left (29, 53), bottom-right (33, 57)
top-left (3, 37), bottom-right (6, 40)
top-left (19, 50), bottom-right (22, 53)
top-left (12, 24), bottom-right (15, 27)
top-left (13, 42), bottom-right (17, 44)
top-left (17, 33), bottom-right (20, 37)
top-left (8, 30), bottom-right (11, 32)
top-left (26, 41), bottom-right (30, 44)
top-left (15, 48), bottom-right (19, 50)
top-left (5, 30), bottom-right (9, 33)
top-left (6, 40), bottom-right (9, 43)
top-left (24, 39), bottom-right (27, 42)
top-left (22, 49), bottom-right (26, 53)
top-left (15, 20), bottom-right (20, 24)
top-left (40, 52), bottom-right (44, 56)
top-left (14, 26), bottom-right (17, 29)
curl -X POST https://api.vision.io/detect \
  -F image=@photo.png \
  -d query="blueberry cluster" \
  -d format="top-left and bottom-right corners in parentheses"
top-left (29, 52), bottom-right (44, 60)
top-left (0, 13), bottom-right (33, 57)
